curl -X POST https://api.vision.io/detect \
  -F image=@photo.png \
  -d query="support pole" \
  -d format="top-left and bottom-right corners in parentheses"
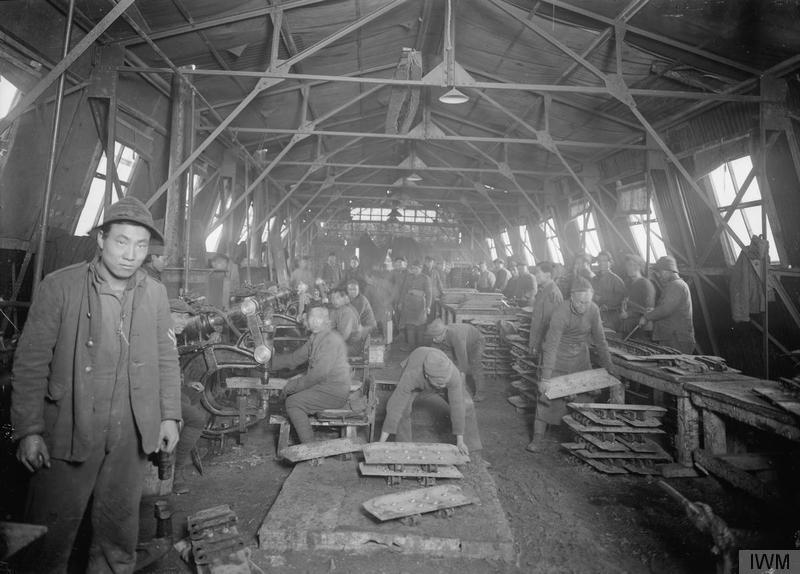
top-left (165, 68), bottom-right (191, 269)
top-left (183, 86), bottom-right (196, 294)
top-left (34, 0), bottom-right (75, 290)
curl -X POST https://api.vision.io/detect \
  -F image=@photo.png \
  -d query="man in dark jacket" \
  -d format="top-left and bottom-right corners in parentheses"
top-left (642, 256), bottom-right (696, 353)
top-left (378, 347), bottom-right (482, 458)
top-left (274, 306), bottom-right (352, 442)
top-left (12, 196), bottom-right (182, 572)
top-left (426, 319), bottom-right (487, 402)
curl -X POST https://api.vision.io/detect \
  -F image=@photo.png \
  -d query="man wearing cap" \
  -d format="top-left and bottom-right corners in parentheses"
top-left (528, 262), bottom-right (564, 359)
top-left (493, 258), bottom-right (510, 292)
top-left (11, 196), bottom-right (181, 571)
top-left (321, 252), bottom-right (341, 296)
top-left (379, 347), bottom-right (482, 457)
top-left (527, 277), bottom-right (615, 452)
top-left (426, 319), bottom-right (487, 402)
top-left (347, 279), bottom-right (377, 342)
top-left (641, 256), bottom-right (696, 353)
top-left (618, 253), bottom-right (656, 340)
top-left (398, 260), bottom-right (432, 349)
top-left (143, 242), bottom-right (167, 282)
top-left (591, 251), bottom-right (626, 331)
top-left (329, 287), bottom-right (364, 356)
top-left (476, 261), bottom-right (496, 292)
top-left (516, 262), bottom-right (538, 303)
top-left (271, 306), bottom-right (351, 443)
top-left (502, 261), bottom-right (519, 300)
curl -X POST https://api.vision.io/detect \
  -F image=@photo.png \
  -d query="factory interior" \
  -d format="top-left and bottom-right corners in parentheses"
top-left (1, 1), bottom-right (800, 572)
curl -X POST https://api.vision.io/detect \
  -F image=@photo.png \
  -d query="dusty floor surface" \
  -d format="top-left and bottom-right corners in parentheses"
top-left (2, 344), bottom-right (796, 573)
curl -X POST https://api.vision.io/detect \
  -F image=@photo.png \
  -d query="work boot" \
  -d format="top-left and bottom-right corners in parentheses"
top-left (525, 439), bottom-right (542, 453)
top-left (172, 465), bottom-right (197, 495)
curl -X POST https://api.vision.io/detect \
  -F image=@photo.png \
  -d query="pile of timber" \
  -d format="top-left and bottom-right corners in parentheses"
top-left (471, 320), bottom-right (514, 377)
top-left (562, 402), bottom-right (673, 475)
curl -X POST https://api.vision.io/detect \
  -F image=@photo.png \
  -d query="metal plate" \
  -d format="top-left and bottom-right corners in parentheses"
top-left (363, 485), bottom-right (478, 521)
top-left (359, 462), bottom-right (463, 479)
top-left (363, 442), bottom-right (470, 466)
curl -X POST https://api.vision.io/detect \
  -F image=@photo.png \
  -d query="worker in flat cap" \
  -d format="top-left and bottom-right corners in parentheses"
top-left (397, 260), bottom-right (432, 349)
top-left (527, 277), bottom-right (616, 453)
top-left (426, 318), bottom-right (487, 402)
top-left (641, 256), bottom-right (696, 353)
top-left (142, 241), bottom-right (167, 282)
top-left (379, 347), bottom-right (483, 460)
top-left (618, 253), bottom-right (655, 340)
top-left (11, 196), bottom-right (181, 571)
top-left (591, 250), bottom-right (626, 331)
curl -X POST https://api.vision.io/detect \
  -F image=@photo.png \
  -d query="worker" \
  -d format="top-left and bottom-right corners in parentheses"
top-left (398, 260), bottom-right (432, 349)
top-left (618, 253), bottom-right (656, 340)
top-left (493, 258), bottom-right (510, 292)
top-left (363, 270), bottom-right (392, 340)
top-left (343, 255), bottom-right (365, 290)
top-left (274, 306), bottom-right (351, 443)
top-left (290, 255), bottom-right (314, 290)
top-left (389, 255), bottom-right (408, 339)
top-left (142, 242), bottom-right (167, 282)
top-left (329, 288), bottom-right (364, 356)
top-left (11, 196), bottom-right (181, 571)
top-left (476, 261), bottom-right (496, 292)
top-left (321, 252), bottom-right (341, 296)
top-left (516, 262), bottom-right (538, 304)
top-left (558, 252), bottom-right (593, 296)
top-left (641, 256), bottom-right (696, 353)
top-left (502, 261), bottom-right (519, 300)
top-left (527, 277), bottom-right (615, 453)
top-left (426, 318), bottom-right (487, 402)
top-left (423, 256), bottom-right (445, 319)
top-left (527, 261), bottom-right (564, 358)
top-left (591, 251), bottom-right (626, 331)
top-left (346, 278), bottom-right (377, 353)
top-left (379, 347), bottom-right (483, 460)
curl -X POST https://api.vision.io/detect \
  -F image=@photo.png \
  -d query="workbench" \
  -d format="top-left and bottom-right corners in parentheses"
top-left (608, 353), bottom-right (800, 468)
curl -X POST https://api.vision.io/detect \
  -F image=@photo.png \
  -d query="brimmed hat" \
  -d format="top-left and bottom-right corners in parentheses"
top-left (94, 196), bottom-right (162, 242)
top-left (570, 277), bottom-right (594, 293)
top-left (652, 256), bottom-right (678, 273)
top-left (423, 349), bottom-right (453, 385)
top-left (425, 319), bottom-right (447, 339)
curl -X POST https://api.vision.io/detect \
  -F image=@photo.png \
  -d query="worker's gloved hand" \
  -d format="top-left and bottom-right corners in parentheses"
top-left (189, 381), bottom-right (204, 393)
top-left (17, 434), bottom-right (50, 473)
top-left (158, 420), bottom-right (180, 453)
top-left (455, 436), bottom-right (469, 456)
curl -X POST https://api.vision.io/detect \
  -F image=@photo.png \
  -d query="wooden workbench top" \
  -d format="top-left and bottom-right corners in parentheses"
top-left (684, 378), bottom-right (798, 426)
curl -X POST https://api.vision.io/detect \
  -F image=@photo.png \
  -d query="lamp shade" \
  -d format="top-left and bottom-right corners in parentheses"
top-left (439, 87), bottom-right (468, 104)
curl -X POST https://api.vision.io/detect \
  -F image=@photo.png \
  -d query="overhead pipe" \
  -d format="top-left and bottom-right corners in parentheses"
top-left (34, 0), bottom-right (75, 290)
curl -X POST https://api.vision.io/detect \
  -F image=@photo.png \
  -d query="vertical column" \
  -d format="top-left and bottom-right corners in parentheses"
top-left (164, 69), bottom-right (191, 267)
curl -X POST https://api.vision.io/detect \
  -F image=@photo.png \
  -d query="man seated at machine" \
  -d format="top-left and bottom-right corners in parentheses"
top-left (378, 347), bottom-right (483, 462)
top-left (271, 306), bottom-right (352, 443)
top-left (329, 287), bottom-right (364, 356)
top-left (346, 278), bottom-right (377, 346)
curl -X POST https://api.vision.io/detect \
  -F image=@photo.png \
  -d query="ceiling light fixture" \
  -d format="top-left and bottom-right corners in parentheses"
top-left (405, 172), bottom-right (423, 182)
top-left (438, 87), bottom-right (468, 105)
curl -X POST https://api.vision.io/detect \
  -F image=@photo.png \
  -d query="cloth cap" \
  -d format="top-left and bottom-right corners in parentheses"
top-left (425, 319), bottom-right (447, 339)
top-left (570, 277), bottom-right (594, 293)
top-left (423, 349), bottom-right (453, 386)
top-left (652, 256), bottom-right (678, 273)
top-left (94, 196), bottom-right (162, 242)
top-left (149, 243), bottom-right (165, 256)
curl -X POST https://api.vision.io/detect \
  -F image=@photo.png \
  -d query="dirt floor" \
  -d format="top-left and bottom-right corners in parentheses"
top-left (3, 344), bottom-right (797, 573)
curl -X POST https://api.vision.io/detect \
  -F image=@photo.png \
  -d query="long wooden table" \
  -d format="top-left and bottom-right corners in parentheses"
top-left (608, 354), bottom-right (800, 467)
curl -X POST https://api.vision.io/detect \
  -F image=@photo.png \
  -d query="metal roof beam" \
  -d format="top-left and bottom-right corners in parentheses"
top-left (113, 0), bottom-right (329, 46)
top-left (275, 160), bottom-right (568, 177)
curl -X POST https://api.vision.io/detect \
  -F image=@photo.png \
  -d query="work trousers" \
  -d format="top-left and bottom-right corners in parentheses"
top-left (285, 386), bottom-right (348, 443)
top-left (395, 388), bottom-right (483, 453)
top-left (18, 409), bottom-right (147, 574)
top-left (404, 324), bottom-right (425, 349)
top-left (466, 342), bottom-right (486, 396)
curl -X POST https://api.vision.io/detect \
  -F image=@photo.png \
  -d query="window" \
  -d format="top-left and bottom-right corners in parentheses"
top-left (706, 155), bottom-right (779, 263)
top-left (74, 142), bottom-right (139, 236)
top-left (0, 75), bottom-right (19, 119)
top-left (541, 217), bottom-right (563, 264)
top-left (575, 204), bottom-right (601, 255)
top-left (628, 199), bottom-right (667, 262)
top-left (499, 229), bottom-right (511, 258)
top-left (237, 203), bottom-right (254, 244)
top-left (350, 207), bottom-right (437, 223)
top-left (519, 225), bottom-right (536, 266)
top-left (486, 237), bottom-right (497, 261)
